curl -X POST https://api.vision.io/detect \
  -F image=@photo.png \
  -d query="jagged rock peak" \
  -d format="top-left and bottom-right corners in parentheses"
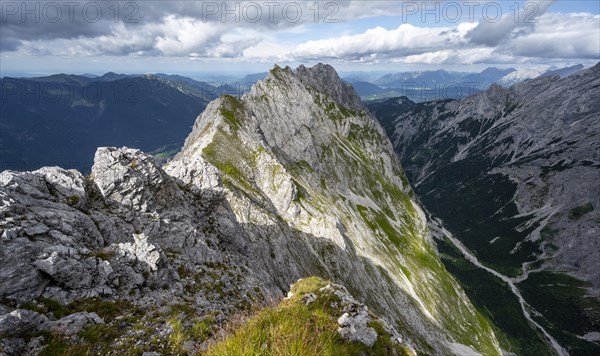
top-left (264, 63), bottom-right (366, 112)
top-left (295, 63), bottom-right (365, 112)
top-left (482, 82), bottom-right (514, 105)
top-left (165, 62), bottom-right (501, 355)
top-left (486, 82), bottom-right (507, 94)
top-left (92, 147), bottom-right (185, 213)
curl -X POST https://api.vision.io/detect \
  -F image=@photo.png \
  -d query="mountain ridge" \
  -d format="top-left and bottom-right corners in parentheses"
top-left (0, 63), bottom-right (501, 355)
top-left (167, 63), bottom-right (500, 354)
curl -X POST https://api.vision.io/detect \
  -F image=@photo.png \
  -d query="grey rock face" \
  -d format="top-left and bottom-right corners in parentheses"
top-left (0, 152), bottom-right (227, 309)
top-left (370, 62), bottom-right (600, 354)
top-left (117, 233), bottom-right (161, 272)
top-left (92, 147), bottom-right (185, 213)
top-left (373, 63), bottom-right (600, 286)
top-left (0, 337), bottom-right (25, 356)
top-left (22, 335), bottom-right (45, 356)
top-left (39, 312), bottom-right (104, 335)
top-left (167, 63), bottom-right (500, 355)
top-left (294, 63), bottom-right (365, 112)
top-left (338, 307), bottom-right (378, 347)
top-left (0, 167), bottom-right (103, 302)
top-left (34, 252), bottom-right (94, 289)
top-left (0, 310), bottom-right (48, 337)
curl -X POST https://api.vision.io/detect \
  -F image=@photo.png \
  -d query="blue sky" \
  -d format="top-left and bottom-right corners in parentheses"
top-left (1, 0), bottom-right (599, 76)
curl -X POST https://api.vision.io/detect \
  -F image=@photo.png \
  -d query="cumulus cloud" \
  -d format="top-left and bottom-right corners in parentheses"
top-left (499, 12), bottom-right (600, 59)
top-left (289, 23), bottom-right (477, 61)
top-left (0, 36), bottom-right (21, 52)
top-left (401, 48), bottom-right (502, 65)
top-left (0, 0), bottom-right (399, 53)
top-left (0, 1), bottom-right (131, 46)
top-left (12, 14), bottom-right (262, 58)
top-left (467, 0), bottom-right (555, 46)
top-left (153, 17), bottom-right (222, 56)
top-left (284, 10), bottom-right (599, 65)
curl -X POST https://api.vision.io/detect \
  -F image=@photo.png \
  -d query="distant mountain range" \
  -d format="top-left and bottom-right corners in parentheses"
top-left (459, 67), bottom-right (516, 84)
top-left (152, 73), bottom-right (242, 100)
top-left (342, 64), bottom-right (586, 101)
top-left (1, 64), bottom-right (586, 172)
top-left (0, 74), bottom-right (211, 172)
top-left (374, 69), bottom-right (457, 88)
top-left (239, 72), bottom-right (268, 86)
top-left (539, 64), bottom-right (585, 78)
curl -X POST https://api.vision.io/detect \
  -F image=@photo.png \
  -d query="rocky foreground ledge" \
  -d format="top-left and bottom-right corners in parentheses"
top-left (0, 276), bottom-right (416, 355)
top-left (0, 148), bottom-right (262, 354)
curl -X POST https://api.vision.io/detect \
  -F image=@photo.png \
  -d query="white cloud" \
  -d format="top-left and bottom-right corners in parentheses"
top-left (401, 48), bottom-right (499, 65)
top-left (154, 16), bottom-right (221, 56)
top-left (500, 12), bottom-right (600, 59)
top-left (467, 0), bottom-right (555, 46)
top-left (16, 15), bottom-right (262, 58)
top-left (1, 1), bottom-right (598, 68)
top-left (0, 0), bottom-right (404, 53)
top-left (288, 23), bottom-right (478, 61)
top-left (243, 41), bottom-right (291, 61)
top-left (281, 11), bottom-right (599, 65)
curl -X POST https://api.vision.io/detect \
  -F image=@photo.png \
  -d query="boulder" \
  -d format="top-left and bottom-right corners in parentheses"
top-left (33, 252), bottom-right (93, 289)
top-left (337, 304), bottom-right (378, 347)
top-left (0, 310), bottom-right (49, 336)
top-left (39, 312), bottom-right (104, 335)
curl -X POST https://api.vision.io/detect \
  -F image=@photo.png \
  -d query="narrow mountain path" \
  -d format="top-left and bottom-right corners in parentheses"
top-left (430, 220), bottom-right (569, 356)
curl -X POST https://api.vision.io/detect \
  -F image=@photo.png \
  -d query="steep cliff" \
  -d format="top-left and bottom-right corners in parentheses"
top-left (369, 62), bottom-right (600, 355)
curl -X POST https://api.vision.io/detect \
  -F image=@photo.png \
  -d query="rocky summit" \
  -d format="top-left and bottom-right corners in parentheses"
top-left (1, 64), bottom-right (500, 355)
